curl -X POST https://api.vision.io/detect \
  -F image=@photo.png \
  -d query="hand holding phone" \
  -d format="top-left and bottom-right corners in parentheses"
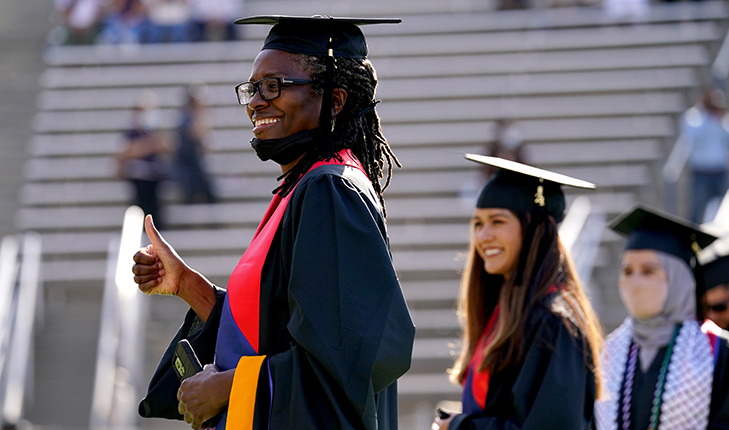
top-left (172, 339), bottom-right (203, 381)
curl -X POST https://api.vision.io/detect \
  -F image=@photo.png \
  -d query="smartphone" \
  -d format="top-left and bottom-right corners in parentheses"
top-left (172, 339), bottom-right (203, 381)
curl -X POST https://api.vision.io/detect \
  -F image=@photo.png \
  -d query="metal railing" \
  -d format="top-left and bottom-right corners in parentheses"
top-left (559, 196), bottom-right (606, 311)
top-left (0, 232), bottom-right (43, 428)
top-left (699, 189), bottom-right (729, 265)
top-left (712, 25), bottom-right (729, 93)
top-left (90, 206), bottom-right (146, 430)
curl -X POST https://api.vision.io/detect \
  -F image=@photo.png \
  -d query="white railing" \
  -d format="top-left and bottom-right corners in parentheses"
top-left (90, 206), bottom-right (146, 430)
top-left (699, 189), bottom-right (729, 265)
top-left (559, 196), bottom-right (606, 311)
top-left (2, 233), bottom-right (42, 427)
top-left (712, 27), bottom-right (729, 92)
top-left (0, 232), bottom-right (43, 428)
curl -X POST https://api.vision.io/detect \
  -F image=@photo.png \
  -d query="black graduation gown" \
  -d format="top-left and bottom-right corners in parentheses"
top-left (450, 294), bottom-right (597, 430)
top-left (139, 162), bottom-right (416, 430)
top-left (616, 328), bottom-right (729, 430)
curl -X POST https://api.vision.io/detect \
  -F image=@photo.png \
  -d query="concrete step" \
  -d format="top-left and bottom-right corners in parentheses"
top-left (37, 48), bottom-right (706, 111)
top-left (41, 14), bottom-right (724, 67)
top-left (22, 134), bottom-right (662, 184)
top-left (16, 187), bottom-right (638, 233)
top-left (33, 91), bottom-right (687, 136)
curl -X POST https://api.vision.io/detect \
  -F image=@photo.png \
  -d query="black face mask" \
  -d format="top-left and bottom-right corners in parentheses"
top-left (249, 129), bottom-right (318, 165)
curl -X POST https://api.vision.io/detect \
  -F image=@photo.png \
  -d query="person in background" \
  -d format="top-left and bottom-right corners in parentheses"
top-left (132, 16), bottom-right (415, 430)
top-left (53, 0), bottom-right (107, 44)
top-left (594, 204), bottom-right (729, 429)
top-left (682, 88), bottom-right (729, 223)
top-left (703, 253), bottom-right (729, 331)
top-left (173, 83), bottom-right (217, 204)
top-left (145, 0), bottom-right (192, 43)
top-left (188, 0), bottom-right (242, 41)
top-left (96, 0), bottom-right (147, 44)
top-left (479, 118), bottom-right (526, 182)
top-left (433, 155), bottom-right (603, 430)
top-left (116, 91), bottom-right (168, 229)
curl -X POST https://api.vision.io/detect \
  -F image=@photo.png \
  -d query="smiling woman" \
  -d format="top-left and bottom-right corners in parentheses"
top-left (433, 155), bottom-right (603, 430)
top-left (471, 208), bottom-right (523, 278)
top-left (132, 15), bottom-right (415, 430)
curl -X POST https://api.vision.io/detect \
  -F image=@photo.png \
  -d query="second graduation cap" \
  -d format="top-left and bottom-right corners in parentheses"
top-left (703, 254), bottom-right (729, 290)
top-left (465, 154), bottom-right (596, 223)
top-left (609, 203), bottom-right (717, 266)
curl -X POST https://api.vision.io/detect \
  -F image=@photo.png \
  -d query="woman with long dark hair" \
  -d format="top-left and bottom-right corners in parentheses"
top-left (433, 155), bottom-right (603, 430)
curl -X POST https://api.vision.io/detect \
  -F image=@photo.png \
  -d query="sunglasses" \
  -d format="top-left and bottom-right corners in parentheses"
top-left (707, 299), bottom-right (729, 313)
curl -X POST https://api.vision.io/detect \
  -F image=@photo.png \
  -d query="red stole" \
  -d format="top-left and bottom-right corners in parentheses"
top-left (466, 304), bottom-right (500, 410)
top-left (226, 150), bottom-right (365, 354)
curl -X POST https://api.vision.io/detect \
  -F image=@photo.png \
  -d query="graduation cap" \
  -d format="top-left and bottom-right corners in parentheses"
top-left (608, 204), bottom-right (717, 266)
top-left (235, 16), bottom-right (401, 155)
top-left (465, 154), bottom-right (596, 223)
top-left (234, 15), bottom-right (401, 57)
top-left (703, 254), bottom-right (729, 290)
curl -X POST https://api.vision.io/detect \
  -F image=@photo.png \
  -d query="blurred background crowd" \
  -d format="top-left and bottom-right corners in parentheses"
top-left (50, 0), bottom-right (244, 45)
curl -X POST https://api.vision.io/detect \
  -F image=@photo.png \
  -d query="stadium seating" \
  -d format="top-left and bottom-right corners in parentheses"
top-left (20, 0), bottom-right (728, 427)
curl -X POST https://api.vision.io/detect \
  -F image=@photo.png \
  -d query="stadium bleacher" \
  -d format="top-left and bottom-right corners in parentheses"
top-left (17, 0), bottom-right (729, 428)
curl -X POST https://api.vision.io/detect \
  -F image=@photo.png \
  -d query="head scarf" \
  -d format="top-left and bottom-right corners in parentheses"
top-left (630, 251), bottom-right (696, 371)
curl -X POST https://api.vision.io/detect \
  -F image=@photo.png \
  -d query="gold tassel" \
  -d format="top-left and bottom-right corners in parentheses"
top-left (534, 185), bottom-right (546, 207)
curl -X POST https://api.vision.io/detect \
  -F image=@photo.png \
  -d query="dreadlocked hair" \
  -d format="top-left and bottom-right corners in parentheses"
top-left (272, 54), bottom-right (401, 216)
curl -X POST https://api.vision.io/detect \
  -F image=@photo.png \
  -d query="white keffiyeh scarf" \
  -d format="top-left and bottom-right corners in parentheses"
top-left (595, 318), bottom-right (714, 430)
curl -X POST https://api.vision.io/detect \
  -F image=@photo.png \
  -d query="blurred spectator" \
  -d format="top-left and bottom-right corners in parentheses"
top-left (116, 91), bottom-right (168, 229)
top-left (53, 0), bottom-right (107, 44)
top-left (703, 254), bottom-right (729, 330)
top-left (96, 0), bottom-right (147, 44)
top-left (603, 0), bottom-right (648, 23)
top-left (173, 84), bottom-right (218, 204)
top-left (480, 118), bottom-right (526, 181)
top-left (499, 0), bottom-right (529, 10)
top-left (145, 0), bottom-right (193, 43)
top-left (189, 0), bottom-right (243, 41)
top-left (681, 88), bottom-right (729, 223)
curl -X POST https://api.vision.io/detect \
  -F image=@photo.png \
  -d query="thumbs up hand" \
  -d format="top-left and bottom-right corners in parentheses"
top-left (133, 215), bottom-right (187, 296)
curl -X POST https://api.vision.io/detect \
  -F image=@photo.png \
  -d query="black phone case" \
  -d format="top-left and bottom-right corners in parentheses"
top-left (172, 339), bottom-right (203, 381)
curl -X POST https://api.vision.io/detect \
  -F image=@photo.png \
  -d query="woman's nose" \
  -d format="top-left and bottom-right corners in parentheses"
top-left (475, 227), bottom-right (492, 242)
top-left (247, 89), bottom-right (268, 110)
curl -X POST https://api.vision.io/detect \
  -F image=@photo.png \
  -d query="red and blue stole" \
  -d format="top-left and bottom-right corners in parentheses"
top-left (214, 150), bottom-right (365, 429)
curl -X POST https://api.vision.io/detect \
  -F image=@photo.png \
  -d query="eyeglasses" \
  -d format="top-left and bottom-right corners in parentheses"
top-left (235, 77), bottom-right (318, 106)
top-left (708, 299), bottom-right (729, 313)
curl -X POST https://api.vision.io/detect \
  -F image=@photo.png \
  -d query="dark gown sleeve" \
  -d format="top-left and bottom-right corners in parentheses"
top-left (258, 167), bottom-right (415, 430)
top-left (138, 286), bottom-right (227, 419)
top-left (709, 330), bottom-right (729, 430)
top-left (450, 309), bottom-right (595, 430)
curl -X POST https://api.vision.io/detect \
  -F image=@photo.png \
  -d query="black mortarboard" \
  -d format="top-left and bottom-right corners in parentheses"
top-left (465, 154), bottom-right (596, 223)
top-left (609, 204), bottom-right (717, 266)
top-left (703, 254), bottom-right (729, 290)
top-left (234, 16), bottom-right (401, 58)
top-left (235, 15), bottom-right (401, 158)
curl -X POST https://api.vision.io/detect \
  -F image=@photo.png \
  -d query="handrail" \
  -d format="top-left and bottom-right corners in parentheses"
top-left (712, 26), bottom-right (729, 91)
top-left (0, 237), bottom-right (20, 394)
top-left (698, 188), bottom-right (729, 265)
top-left (2, 233), bottom-right (42, 426)
top-left (559, 196), bottom-right (606, 310)
top-left (559, 196), bottom-right (592, 253)
top-left (89, 206), bottom-right (145, 430)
